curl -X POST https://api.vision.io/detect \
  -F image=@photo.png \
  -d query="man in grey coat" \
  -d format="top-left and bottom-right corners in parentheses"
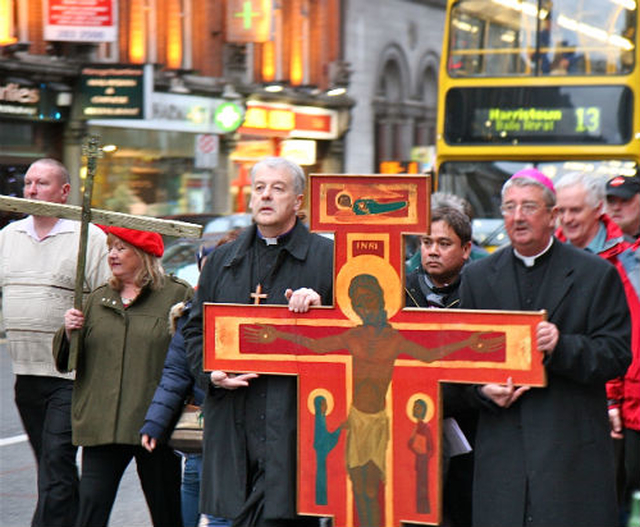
top-left (459, 168), bottom-right (631, 527)
top-left (183, 157), bottom-right (333, 526)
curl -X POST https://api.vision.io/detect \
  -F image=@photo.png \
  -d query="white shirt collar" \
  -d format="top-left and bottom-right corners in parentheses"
top-left (513, 237), bottom-right (554, 268)
top-left (23, 216), bottom-right (76, 241)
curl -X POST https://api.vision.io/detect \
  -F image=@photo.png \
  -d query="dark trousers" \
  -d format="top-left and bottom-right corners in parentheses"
top-left (14, 375), bottom-right (79, 527)
top-left (75, 443), bottom-right (183, 527)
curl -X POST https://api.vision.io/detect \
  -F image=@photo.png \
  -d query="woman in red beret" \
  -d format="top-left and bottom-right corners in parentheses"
top-left (53, 227), bottom-right (193, 527)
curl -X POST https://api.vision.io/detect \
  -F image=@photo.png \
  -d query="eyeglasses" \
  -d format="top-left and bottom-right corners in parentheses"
top-left (500, 202), bottom-right (547, 217)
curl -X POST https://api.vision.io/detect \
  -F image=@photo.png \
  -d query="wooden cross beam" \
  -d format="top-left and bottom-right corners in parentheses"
top-left (0, 195), bottom-right (203, 239)
top-left (1, 137), bottom-right (203, 366)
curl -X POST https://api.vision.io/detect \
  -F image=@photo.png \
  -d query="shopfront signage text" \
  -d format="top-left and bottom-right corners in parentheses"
top-left (0, 81), bottom-right (39, 118)
top-left (89, 92), bottom-right (244, 134)
top-left (0, 78), bottom-right (66, 121)
top-left (379, 161), bottom-right (420, 174)
top-left (44, 0), bottom-right (118, 42)
top-left (80, 65), bottom-right (144, 119)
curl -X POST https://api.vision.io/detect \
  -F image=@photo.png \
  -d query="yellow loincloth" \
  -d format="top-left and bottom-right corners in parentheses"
top-left (346, 406), bottom-right (390, 479)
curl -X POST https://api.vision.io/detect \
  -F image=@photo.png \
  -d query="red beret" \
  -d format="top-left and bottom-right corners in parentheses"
top-left (106, 226), bottom-right (164, 257)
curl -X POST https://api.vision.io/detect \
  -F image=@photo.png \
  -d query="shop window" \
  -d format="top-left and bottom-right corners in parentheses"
top-left (414, 64), bottom-right (437, 146)
top-left (89, 126), bottom-right (214, 217)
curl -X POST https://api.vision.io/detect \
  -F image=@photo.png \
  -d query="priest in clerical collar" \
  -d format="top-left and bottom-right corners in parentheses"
top-left (457, 167), bottom-right (631, 527)
top-left (183, 157), bottom-right (334, 527)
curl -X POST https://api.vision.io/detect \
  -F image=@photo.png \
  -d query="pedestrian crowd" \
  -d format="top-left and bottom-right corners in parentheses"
top-left (0, 157), bottom-right (638, 527)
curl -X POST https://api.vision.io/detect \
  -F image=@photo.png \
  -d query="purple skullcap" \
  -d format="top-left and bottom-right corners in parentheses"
top-left (509, 168), bottom-right (556, 195)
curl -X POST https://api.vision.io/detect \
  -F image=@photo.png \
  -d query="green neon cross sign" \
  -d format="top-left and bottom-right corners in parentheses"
top-left (214, 102), bottom-right (244, 133)
top-left (235, 1), bottom-right (261, 30)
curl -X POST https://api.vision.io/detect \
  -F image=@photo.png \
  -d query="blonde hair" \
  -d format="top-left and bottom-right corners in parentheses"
top-left (106, 233), bottom-right (165, 291)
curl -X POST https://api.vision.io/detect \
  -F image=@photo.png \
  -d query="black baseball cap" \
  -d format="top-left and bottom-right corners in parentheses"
top-left (606, 176), bottom-right (640, 200)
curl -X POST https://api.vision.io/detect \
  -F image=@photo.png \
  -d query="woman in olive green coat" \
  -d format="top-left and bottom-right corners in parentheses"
top-left (54, 226), bottom-right (192, 527)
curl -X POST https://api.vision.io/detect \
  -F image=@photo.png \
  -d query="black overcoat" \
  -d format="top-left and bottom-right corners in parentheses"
top-left (459, 240), bottom-right (631, 527)
top-left (183, 220), bottom-right (333, 521)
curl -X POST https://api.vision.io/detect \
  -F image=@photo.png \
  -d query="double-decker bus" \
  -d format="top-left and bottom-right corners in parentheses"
top-left (436, 0), bottom-right (639, 248)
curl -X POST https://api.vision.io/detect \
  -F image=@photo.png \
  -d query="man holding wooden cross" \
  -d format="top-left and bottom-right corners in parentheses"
top-left (0, 158), bottom-right (110, 527)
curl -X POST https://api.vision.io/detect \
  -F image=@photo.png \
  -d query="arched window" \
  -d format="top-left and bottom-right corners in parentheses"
top-left (373, 45), bottom-right (410, 170)
top-left (414, 56), bottom-right (439, 148)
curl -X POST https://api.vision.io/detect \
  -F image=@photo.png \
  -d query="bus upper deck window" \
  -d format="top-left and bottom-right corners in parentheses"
top-left (448, 0), bottom-right (636, 77)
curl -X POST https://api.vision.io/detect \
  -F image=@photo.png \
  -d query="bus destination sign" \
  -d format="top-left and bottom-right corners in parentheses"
top-left (445, 86), bottom-right (632, 146)
top-left (475, 106), bottom-right (601, 138)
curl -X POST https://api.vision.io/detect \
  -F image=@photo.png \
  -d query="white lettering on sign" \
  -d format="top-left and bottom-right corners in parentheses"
top-left (0, 83), bottom-right (40, 104)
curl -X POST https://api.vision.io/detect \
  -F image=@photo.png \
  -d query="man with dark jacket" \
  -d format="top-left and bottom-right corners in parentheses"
top-left (405, 206), bottom-right (472, 310)
top-left (459, 168), bottom-right (631, 527)
top-left (405, 206), bottom-right (476, 527)
top-left (183, 157), bottom-right (333, 526)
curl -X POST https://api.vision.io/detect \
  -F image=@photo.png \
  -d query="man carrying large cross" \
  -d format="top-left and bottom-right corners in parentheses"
top-left (0, 159), bottom-right (110, 527)
top-left (245, 272), bottom-right (503, 527)
top-left (183, 157), bottom-right (333, 526)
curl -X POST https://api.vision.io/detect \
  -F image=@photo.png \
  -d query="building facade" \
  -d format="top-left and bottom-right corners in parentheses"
top-left (343, 0), bottom-right (446, 174)
top-left (0, 0), bottom-right (352, 217)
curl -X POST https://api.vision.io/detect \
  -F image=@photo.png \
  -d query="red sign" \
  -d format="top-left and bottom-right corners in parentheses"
top-left (238, 101), bottom-right (338, 139)
top-left (44, 0), bottom-right (117, 42)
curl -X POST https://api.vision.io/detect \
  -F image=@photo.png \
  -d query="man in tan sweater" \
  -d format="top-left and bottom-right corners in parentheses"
top-left (0, 159), bottom-right (110, 527)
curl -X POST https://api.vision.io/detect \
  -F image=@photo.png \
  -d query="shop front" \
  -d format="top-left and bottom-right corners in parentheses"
top-left (87, 90), bottom-right (245, 218)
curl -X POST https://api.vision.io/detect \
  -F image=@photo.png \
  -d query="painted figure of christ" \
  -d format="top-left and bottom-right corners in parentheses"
top-left (245, 273), bottom-right (503, 527)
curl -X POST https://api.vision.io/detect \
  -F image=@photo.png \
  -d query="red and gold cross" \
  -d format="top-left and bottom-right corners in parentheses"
top-left (204, 174), bottom-right (546, 526)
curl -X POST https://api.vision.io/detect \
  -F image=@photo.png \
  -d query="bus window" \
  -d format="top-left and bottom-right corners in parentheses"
top-left (448, 0), bottom-right (637, 77)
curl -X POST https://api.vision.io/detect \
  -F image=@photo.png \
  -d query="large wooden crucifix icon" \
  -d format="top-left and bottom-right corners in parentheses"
top-left (203, 173), bottom-right (546, 527)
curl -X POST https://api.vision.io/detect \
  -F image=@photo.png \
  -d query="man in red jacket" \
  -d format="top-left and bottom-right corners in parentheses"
top-left (555, 171), bottom-right (639, 520)
top-left (605, 175), bottom-right (640, 241)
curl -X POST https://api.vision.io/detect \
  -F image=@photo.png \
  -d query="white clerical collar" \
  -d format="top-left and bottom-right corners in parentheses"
top-left (256, 224), bottom-right (295, 246)
top-left (513, 237), bottom-right (554, 268)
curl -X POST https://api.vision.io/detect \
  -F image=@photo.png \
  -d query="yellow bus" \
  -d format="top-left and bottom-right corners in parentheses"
top-left (435, 0), bottom-right (640, 248)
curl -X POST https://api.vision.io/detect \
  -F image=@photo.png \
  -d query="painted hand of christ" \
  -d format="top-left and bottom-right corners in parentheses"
top-left (243, 324), bottom-right (278, 344)
top-left (466, 332), bottom-right (505, 353)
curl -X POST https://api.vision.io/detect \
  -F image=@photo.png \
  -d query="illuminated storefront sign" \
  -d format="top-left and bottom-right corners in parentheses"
top-left (230, 140), bottom-right (276, 161)
top-left (44, 0), bottom-right (117, 42)
top-left (226, 0), bottom-right (272, 43)
top-left (238, 101), bottom-right (338, 139)
top-left (80, 64), bottom-right (144, 119)
top-left (214, 101), bottom-right (245, 132)
top-left (89, 92), bottom-right (244, 134)
top-left (378, 161), bottom-right (420, 174)
top-left (0, 76), bottom-right (69, 121)
top-left (280, 139), bottom-right (317, 165)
